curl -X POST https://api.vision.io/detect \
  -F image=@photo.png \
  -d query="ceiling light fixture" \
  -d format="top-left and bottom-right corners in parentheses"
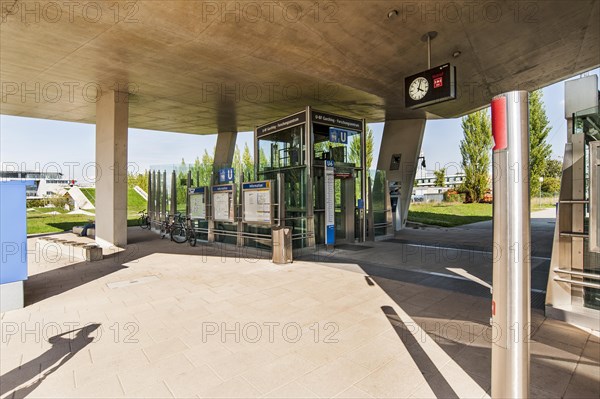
top-left (387, 10), bottom-right (398, 19)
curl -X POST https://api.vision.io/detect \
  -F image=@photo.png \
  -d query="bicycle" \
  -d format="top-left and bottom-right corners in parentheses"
top-left (170, 217), bottom-right (197, 246)
top-left (160, 213), bottom-right (183, 239)
top-left (138, 210), bottom-right (150, 229)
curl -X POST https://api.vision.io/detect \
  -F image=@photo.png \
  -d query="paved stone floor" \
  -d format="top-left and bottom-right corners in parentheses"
top-left (1, 224), bottom-right (598, 398)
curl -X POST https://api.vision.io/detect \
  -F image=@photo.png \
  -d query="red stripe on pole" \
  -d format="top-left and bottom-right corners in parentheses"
top-left (491, 96), bottom-right (507, 151)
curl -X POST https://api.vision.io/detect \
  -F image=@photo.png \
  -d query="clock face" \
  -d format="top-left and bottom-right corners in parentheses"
top-left (409, 77), bottom-right (429, 101)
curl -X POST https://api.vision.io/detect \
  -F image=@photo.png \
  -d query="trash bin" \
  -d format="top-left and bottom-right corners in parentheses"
top-left (272, 226), bottom-right (292, 264)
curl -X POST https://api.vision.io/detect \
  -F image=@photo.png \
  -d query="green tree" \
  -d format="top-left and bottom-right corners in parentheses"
top-left (258, 147), bottom-right (269, 172)
top-left (460, 109), bottom-right (492, 202)
top-left (232, 145), bottom-right (242, 183)
top-left (434, 168), bottom-right (446, 187)
top-left (176, 158), bottom-right (188, 211)
top-left (529, 90), bottom-right (553, 197)
top-left (198, 149), bottom-right (214, 186)
top-left (349, 127), bottom-right (375, 169)
top-left (542, 177), bottom-right (561, 194)
top-left (242, 143), bottom-right (254, 181)
top-left (545, 158), bottom-right (562, 179)
top-left (190, 156), bottom-right (202, 187)
top-left (127, 171), bottom-right (148, 192)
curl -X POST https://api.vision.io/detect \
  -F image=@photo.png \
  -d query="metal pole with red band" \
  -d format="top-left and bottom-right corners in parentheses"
top-left (490, 91), bottom-right (531, 399)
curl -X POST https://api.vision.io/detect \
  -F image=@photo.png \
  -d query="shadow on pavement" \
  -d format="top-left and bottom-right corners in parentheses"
top-left (1, 324), bottom-right (100, 398)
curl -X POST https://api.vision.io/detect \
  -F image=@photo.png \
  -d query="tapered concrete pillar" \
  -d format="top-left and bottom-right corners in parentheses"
top-left (377, 119), bottom-right (426, 228)
top-left (95, 91), bottom-right (128, 248)
top-left (214, 131), bottom-right (237, 168)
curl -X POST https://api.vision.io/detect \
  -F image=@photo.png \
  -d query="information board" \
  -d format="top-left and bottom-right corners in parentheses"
top-left (212, 184), bottom-right (235, 222)
top-left (189, 187), bottom-right (207, 220)
top-left (242, 181), bottom-right (273, 224)
top-left (324, 160), bottom-right (335, 245)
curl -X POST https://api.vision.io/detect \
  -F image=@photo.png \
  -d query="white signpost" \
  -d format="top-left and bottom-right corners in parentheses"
top-left (324, 160), bottom-right (335, 245)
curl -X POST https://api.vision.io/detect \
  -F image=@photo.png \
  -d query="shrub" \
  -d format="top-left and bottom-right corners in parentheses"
top-left (26, 199), bottom-right (48, 208)
top-left (443, 190), bottom-right (465, 203)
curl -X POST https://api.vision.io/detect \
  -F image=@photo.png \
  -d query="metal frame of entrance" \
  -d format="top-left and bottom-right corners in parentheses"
top-left (253, 106), bottom-right (368, 249)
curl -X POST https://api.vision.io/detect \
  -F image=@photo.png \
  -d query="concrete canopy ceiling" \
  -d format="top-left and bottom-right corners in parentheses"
top-left (1, 0), bottom-right (599, 134)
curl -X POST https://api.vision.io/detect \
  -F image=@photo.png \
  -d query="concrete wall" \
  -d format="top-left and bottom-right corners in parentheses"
top-left (95, 91), bottom-right (129, 248)
top-left (377, 119), bottom-right (426, 228)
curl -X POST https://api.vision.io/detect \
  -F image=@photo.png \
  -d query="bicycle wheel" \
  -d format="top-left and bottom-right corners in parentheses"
top-left (171, 226), bottom-right (188, 243)
top-left (188, 230), bottom-right (197, 247)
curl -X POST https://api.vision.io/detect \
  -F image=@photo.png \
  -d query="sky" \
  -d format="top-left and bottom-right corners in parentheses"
top-left (1, 68), bottom-right (598, 183)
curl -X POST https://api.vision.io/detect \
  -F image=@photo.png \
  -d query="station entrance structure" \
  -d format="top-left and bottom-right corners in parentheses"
top-left (545, 75), bottom-right (600, 329)
top-left (144, 107), bottom-right (394, 253)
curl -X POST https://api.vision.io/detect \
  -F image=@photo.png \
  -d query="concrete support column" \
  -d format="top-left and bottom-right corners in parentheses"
top-left (95, 91), bottom-right (128, 248)
top-left (214, 131), bottom-right (237, 170)
top-left (376, 119), bottom-right (426, 229)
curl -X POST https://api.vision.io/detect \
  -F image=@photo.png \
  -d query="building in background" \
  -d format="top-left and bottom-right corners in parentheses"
top-left (0, 171), bottom-right (74, 198)
top-left (413, 172), bottom-right (466, 202)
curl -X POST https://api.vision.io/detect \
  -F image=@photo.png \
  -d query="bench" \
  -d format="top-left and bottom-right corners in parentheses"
top-left (37, 237), bottom-right (103, 261)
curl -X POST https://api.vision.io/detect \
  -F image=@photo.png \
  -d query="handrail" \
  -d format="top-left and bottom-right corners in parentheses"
top-left (553, 276), bottom-right (600, 289)
top-left (559, 232), bottom-right (589, 238)
top-left (554, 268), bottom-right (600, 280)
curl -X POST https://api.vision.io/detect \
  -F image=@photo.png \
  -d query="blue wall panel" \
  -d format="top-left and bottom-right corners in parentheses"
top-left (0, 182), bottom-right (29, 284)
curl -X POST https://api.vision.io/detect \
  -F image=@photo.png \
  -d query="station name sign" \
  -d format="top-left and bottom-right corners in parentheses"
top-left (242, 181), bottom-right (270, 190)
top-left (405, 63), bottom-right (457, 109)
top-left (212, 184), bottom-right (234, 192)
top-left (257, 111), bottom-right (306, 137)
top-left (312, 110), bottom-right (363, 132)
top-left (189, 187), bottom-right (205, 194)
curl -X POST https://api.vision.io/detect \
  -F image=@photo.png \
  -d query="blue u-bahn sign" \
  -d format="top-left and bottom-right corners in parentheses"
top-left (218, 168), bottom-right (235, 183)
top-left (329, 127), bottom-right (353, 144)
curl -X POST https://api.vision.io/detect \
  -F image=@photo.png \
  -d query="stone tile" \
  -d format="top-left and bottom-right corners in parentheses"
top-left (563, 372), bottom-right (600, 399)
top-left (341, 336), bottom-right (407, 372)
top-left (163, 364), bottom-right (223, 397)
top-left (5, 232), bottom-right (597, 399)
top-left (201, 376), bottom-right (262, 398)
top-left (182, 342), bottom-right (232, 367)
top-left (296, 357), bottom-right (372, 398)
top-left (241, 352), bottom-right (318, 393)
top-left (130, 381), bottom-right (174, 398)
top-left (533, 319), bottom-right (590, 349)
top-left (355, 358), bottom-right (425, 398)
top-left (530, 356), bottom-right (575, 394)
top-left (118, 352), bottom-right (194, 394)
top-left (142, 337), bottom-right (188, 363)
top-left (334, 385), bottom-right (374, 398)
top-left (263, 381), bottom-right (319, 398)
top-left (75, 373), bottom-right (125, 398)
top-left (206, 347), bottom-right (279, 381)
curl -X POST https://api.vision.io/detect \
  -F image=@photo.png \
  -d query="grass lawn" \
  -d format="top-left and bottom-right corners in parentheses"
top-left (408, 199), bottom-right (557, 228)
top-left (27, 187), bottom-right (146, 235)
top-left (27, 208), bottom-right (140, 235)
top-left (408, 203), bottom-right (493, 227)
